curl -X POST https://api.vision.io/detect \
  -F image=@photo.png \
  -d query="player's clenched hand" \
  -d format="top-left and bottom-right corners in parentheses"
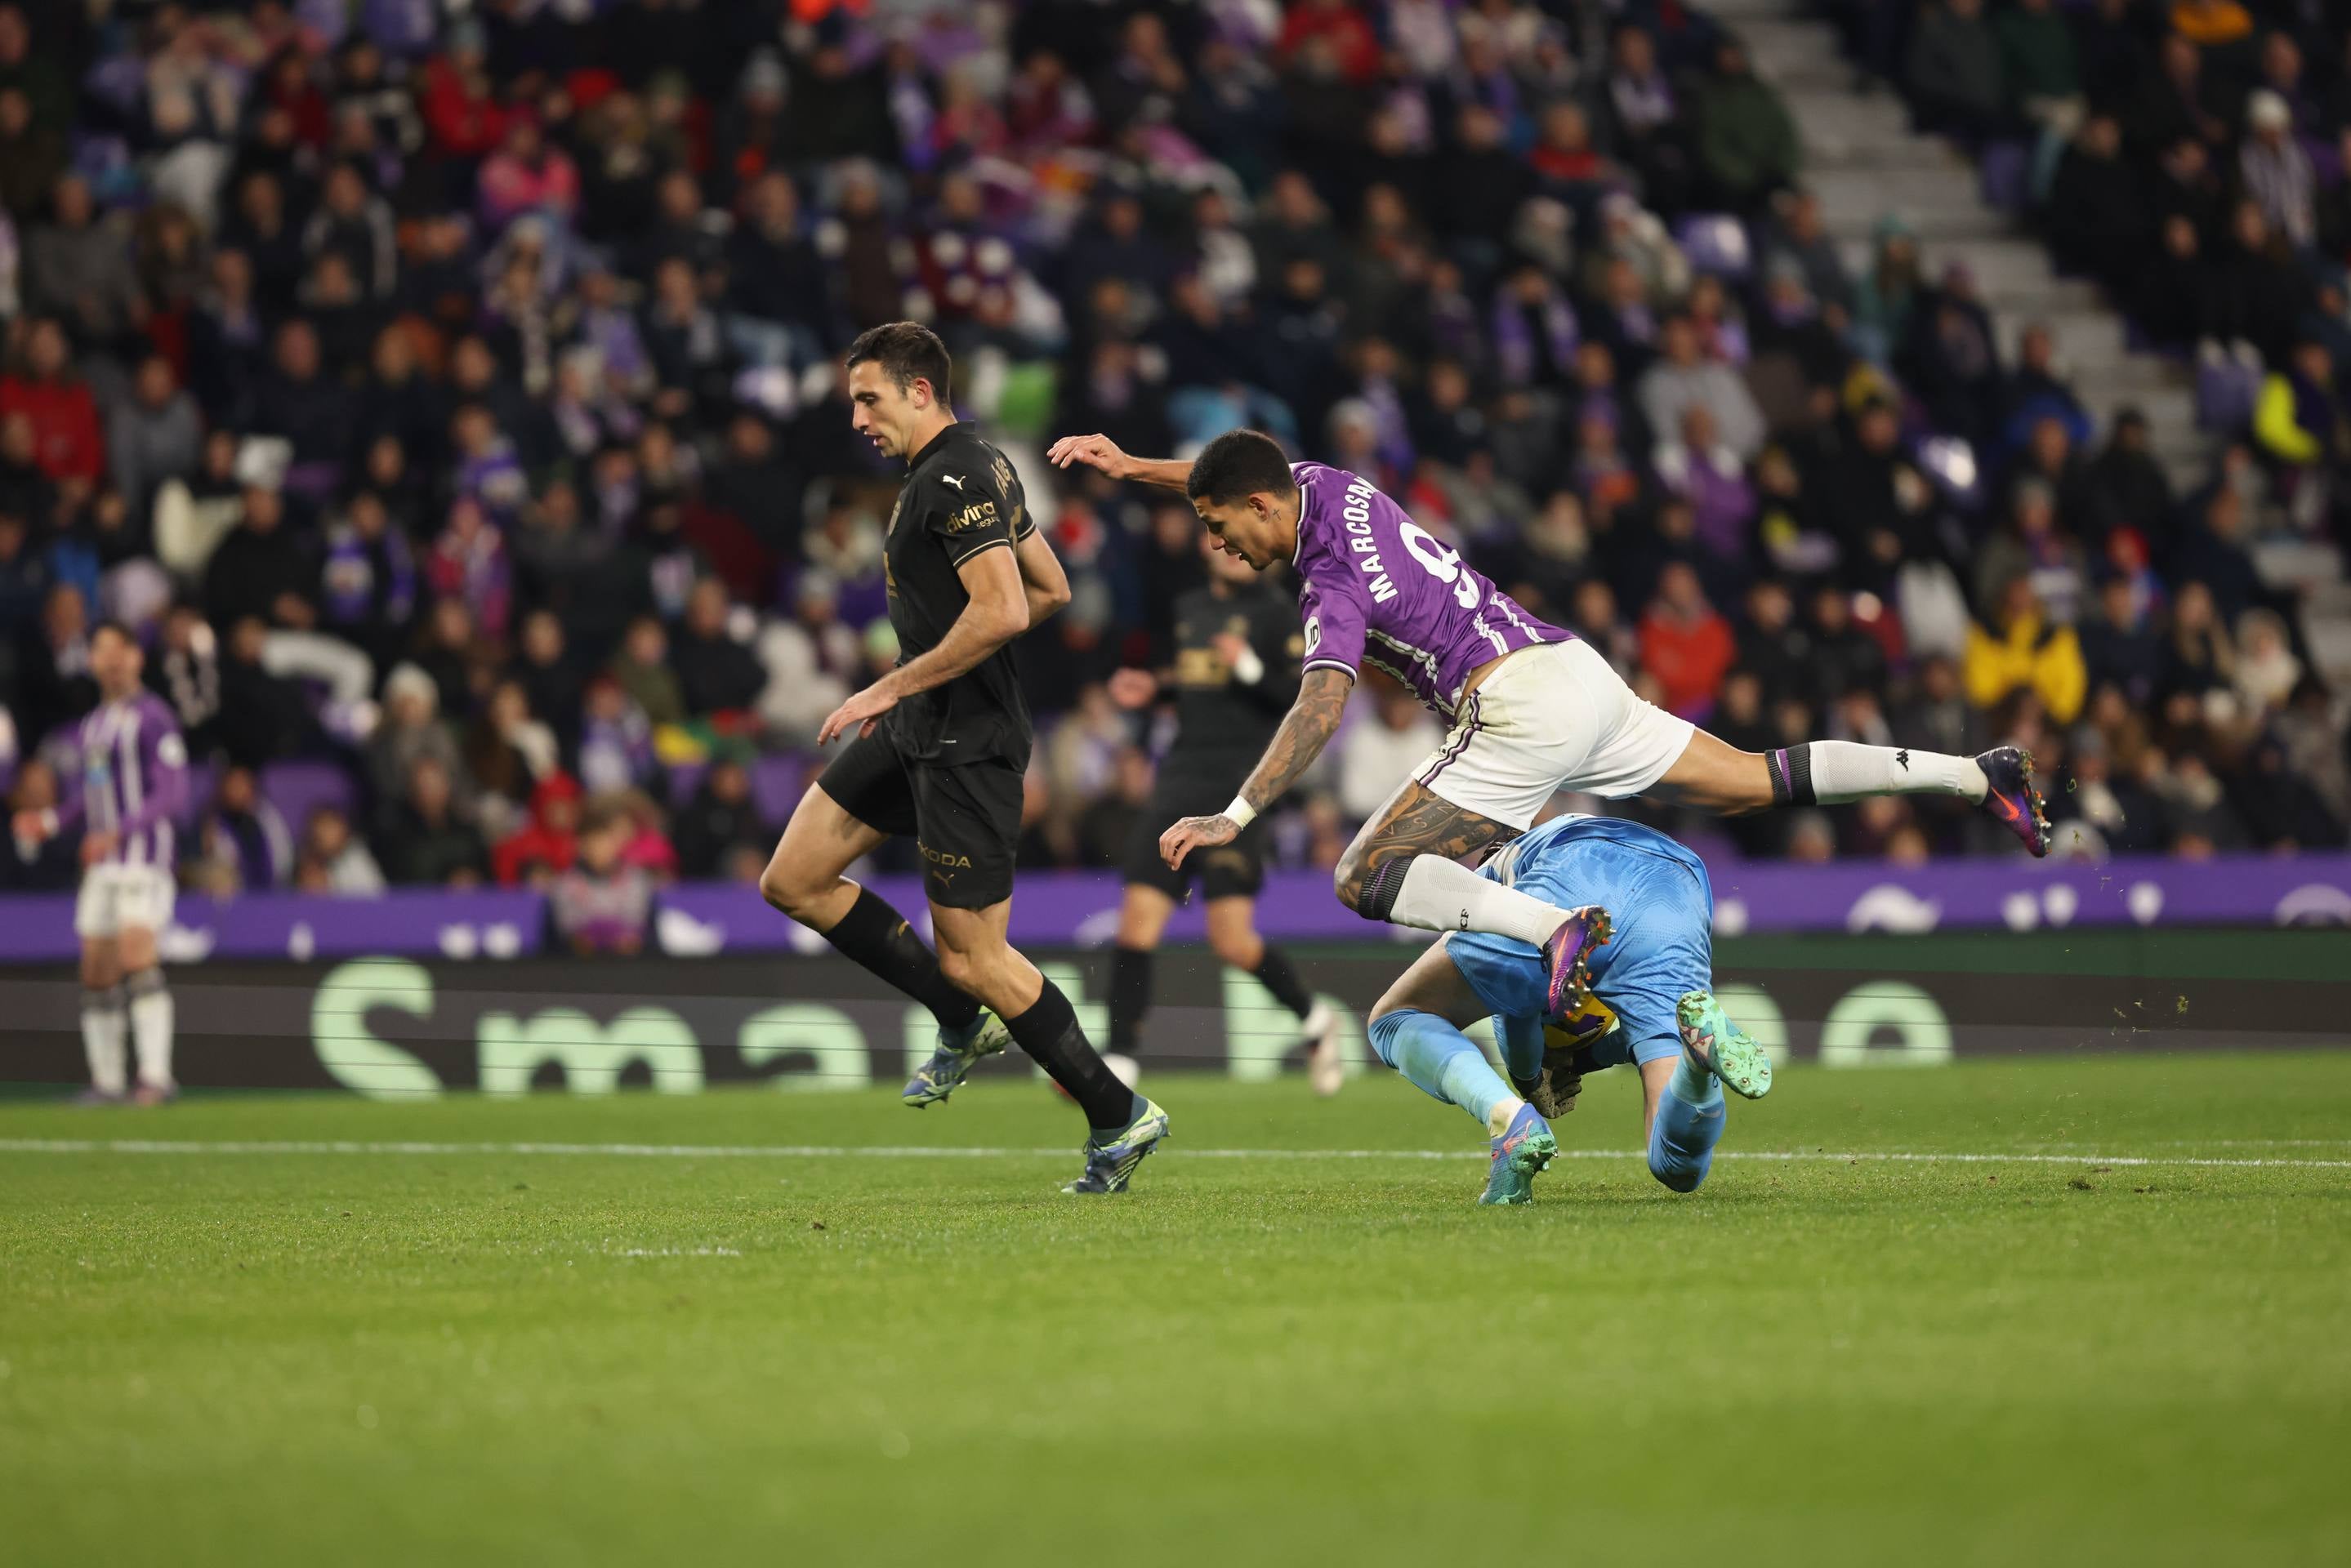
top-left (10, 808), bottom-right (47, 843)
top-left (1046, 433), bottom-right (1131, 480)
top-left (817, 685), bottom-right (898, 746)
top-left (1160, 813), bottom-right (1238, 869)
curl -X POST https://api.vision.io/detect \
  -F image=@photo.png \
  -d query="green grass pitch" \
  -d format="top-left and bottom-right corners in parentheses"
top-left (3, 1054), bottom-right (2348, 1566)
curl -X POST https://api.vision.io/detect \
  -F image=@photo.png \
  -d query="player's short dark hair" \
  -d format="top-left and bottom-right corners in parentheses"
top-left (91, 618), bottom-right (136, 647)
top-left (845, 321), bottom-right (953, 403)
top-left (1185, 429), bottom-right (1296, 506)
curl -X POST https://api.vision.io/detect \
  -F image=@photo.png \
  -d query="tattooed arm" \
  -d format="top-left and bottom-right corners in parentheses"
top-left (1158, 667), bottom-right (1354, 867)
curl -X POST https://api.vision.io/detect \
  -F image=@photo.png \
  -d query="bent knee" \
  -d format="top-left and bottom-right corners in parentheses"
top-left (935, 947), bottom-right (975, 991)
top-left (758, 862), bottom-right (823, 919)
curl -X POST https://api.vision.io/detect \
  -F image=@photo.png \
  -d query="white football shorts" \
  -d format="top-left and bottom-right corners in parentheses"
top-left (74, 862), bottom-right (178, 940)
top-left (1411, 639), bottom-right (1695, 829)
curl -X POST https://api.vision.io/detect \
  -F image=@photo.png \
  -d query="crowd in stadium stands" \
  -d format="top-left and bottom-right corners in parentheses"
top-left (0, 0), bottom-right (2347, 916)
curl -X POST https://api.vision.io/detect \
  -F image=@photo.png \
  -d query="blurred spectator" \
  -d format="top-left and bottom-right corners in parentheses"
top-left (1639, 563), bottom-right (1737, 719)
top-left (578, 676), bottom-right (656, 795)
top-left (321, 491), bottom-right (418, 674)
top-left (24, 176), bottom-right (143, 344)
top-left (215, 615), bottom-right (315, 767)
top-left (608, 614), bottom-right (685, 728)
top-left (1965, 577), bottom-right (2086, 724)
top-left (670, 577), bottom-right (763, 718)
top-left (550, 796), bottom-right (651, 956)
top-left (2237, 91), bottom-right (2313, 251)
top-left (1694, 41), bottom-right (1800, 213)
top-left (202, 486), bottom-right (313, 634)
top-left (1907, 0), bottom-right (2004, 143)
top-left (367, 662), bottom-right (462, 807)
top-left (1639, 315), bottom-right (1766, 462)
top-left (0, 318), bottom-right (103, 485)
top-left (512, 609), bottom-right (583, 759)
top-left (107, 356), bottom-right (203, 523)
top-left (2, 755), bottom-right (74, 889)
top-left (191, 764), bottom-right (292, 894)
top-left (294, 804), bottom-right (386, 896)
top-left (376, 755), bottom-right (488, 888)
top-left (492, 771), bottom-right (582, 888)
top-left (463, 679), bottom-right (559, 827)
top-left (672, 755), bottom-right (766, 880)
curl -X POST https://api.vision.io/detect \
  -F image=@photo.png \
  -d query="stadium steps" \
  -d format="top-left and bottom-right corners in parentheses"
top-left (1741, 0), bottom-right (2215, 487)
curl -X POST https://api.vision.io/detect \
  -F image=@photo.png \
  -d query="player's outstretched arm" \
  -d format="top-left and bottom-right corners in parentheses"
top-left (1046, 433), bottom-right (1192, 492)
top-left (1160, 666), bottom-right (1353, 867)
top-left (1014, 523), bottom-right (1072, 629)
top-left (817, 546), bottom-right (1029, 745)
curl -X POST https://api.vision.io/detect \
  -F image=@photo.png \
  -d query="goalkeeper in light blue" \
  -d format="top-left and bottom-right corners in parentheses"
top-left (1365, 813), bottom-right (1773, 1205)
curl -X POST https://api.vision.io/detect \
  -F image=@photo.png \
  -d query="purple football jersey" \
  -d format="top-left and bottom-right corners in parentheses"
top-left (56, 693), bottom-right (191, 869)
top-left (1290, 462), bottom-right (1570, 718)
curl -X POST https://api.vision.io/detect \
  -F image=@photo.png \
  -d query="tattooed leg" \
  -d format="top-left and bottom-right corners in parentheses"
top-left (1335, 780), bottom-right (1573, 944)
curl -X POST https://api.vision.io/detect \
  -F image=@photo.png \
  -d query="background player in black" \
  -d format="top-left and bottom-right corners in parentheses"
top-left (1105, 536), bottom-right (1344, 1095)
top-left (759, 323), bottom-right (1169, 1194)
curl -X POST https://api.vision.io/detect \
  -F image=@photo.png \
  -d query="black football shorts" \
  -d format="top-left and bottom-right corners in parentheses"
top-left (817, 731), bottom-right (1024, 910)
top-left (1121, 768), bottom-right (1268, 903)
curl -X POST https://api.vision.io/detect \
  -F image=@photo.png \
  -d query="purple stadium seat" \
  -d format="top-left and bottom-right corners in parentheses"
top-left (261, 761), bottom-right (359, 834)
top-left (753, 754), bottom-right (809, 824)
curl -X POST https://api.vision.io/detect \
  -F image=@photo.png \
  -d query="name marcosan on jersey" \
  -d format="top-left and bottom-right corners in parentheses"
top-left (1340, 479), bottom-right (1399, 604)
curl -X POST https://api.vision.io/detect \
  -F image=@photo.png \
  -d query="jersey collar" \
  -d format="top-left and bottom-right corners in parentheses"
top-left (904, 419), bottom-right (977, 477)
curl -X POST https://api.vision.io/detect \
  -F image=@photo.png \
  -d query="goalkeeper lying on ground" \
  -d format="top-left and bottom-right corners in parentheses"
top-left (1366, 813), bottom-right (1773, 1205)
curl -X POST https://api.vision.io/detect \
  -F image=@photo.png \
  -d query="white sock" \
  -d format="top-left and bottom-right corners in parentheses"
top-left (82, 988), bottom-right (127, 1097)
top-left (127, 970), bottom-right (175, 1091)
top-left (1386, 855), bottom-right (1566, 945)
top-left (1805, 741), bottom-right (1986, 804)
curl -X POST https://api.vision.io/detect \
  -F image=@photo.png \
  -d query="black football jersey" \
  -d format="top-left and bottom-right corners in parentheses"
top-left (1158, 576), bottom-right (1304, 784)
top-left (881, 421), bottom-right (1038, 765)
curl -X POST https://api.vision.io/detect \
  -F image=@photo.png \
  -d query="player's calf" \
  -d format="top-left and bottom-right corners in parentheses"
top-left (1644, 992), bottom-right (1768, 1194)
top-left (124, 965), bottom-right (175, 1099)
top-left (1368, 1007), bottom-right (1557, 1204)
top-left (78, 982), bottom-right (127, 1102)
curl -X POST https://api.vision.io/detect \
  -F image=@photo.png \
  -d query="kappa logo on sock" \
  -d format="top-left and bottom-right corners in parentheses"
top-left (1895, 749), bottom-right (1911, 770)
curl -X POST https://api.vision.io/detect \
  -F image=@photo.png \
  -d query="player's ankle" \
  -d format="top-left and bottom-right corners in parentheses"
top-left (1487, 1097), bottom-right (1526, 1137)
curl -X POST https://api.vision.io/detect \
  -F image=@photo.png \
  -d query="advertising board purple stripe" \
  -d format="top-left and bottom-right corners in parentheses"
top-left (0, 853), bottom-right (2347, 964)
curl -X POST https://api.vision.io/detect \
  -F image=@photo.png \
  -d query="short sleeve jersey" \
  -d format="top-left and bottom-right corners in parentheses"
top-left (881, 421), bottom-right (1039, 766)
top-left (1288, 462), bottom-right (1570, 719)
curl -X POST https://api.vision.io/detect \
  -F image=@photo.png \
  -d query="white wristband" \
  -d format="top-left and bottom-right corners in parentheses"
top-left (1224, 795), bottom-right (1257, 830)
top-left (1229, 647), bottom-right (1265, 686)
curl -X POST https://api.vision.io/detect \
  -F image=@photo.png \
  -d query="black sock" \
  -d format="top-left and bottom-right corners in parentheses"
top-left (1006, 979), bottom-right (1138, 1131)
top-left (1108, 947), bottom-right (1153, 1055)
top-left (819, 888), bottom-right (982, 1032)
top-left (1250, 945), bottom-right (1316, 1019)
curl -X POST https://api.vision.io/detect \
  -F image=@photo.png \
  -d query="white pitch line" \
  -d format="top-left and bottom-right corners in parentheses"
top-left (1, 1138), bottom-right (2348, 1170)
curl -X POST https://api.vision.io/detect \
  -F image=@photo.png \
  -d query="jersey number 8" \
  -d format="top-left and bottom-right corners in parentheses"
top-left (1399, 521), bottom-right (1481, 610)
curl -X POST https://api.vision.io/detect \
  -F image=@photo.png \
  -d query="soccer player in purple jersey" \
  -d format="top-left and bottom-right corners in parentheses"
top-left (1048, 429), bottom-right (2050, 1015)
top-left (12, 623), bottom-right (190, 1103)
